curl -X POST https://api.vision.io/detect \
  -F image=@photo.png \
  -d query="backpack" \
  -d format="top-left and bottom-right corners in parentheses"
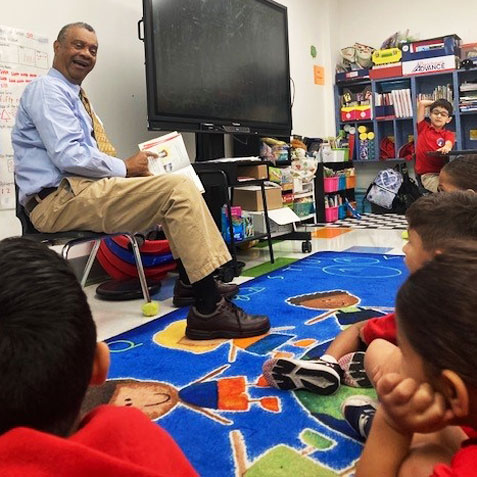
top-left (364, 164), bottom-right (423, 214)
top-left (365, 168), bottom-right (403, 210)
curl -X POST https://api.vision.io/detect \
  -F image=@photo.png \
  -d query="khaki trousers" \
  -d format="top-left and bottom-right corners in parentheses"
top-left (30, 175), bottom-right (231, 283)
top-left (421, 173), bottom-right (440, 193)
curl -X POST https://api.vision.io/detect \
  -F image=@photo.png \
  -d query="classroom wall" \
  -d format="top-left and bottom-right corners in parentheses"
top-left (0, 0), bottom-right (337, 239)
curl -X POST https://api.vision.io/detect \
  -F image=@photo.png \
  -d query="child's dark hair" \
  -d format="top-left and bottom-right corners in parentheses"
top-left (405, 191), bottom-right (477, 251)
top-left (441, 155), bottom-right (477, 191)
top-left (430, 98), bottom-right (453, 116)
top-left (396, 241), bottom-right (477, 387)
top-left (0, 237), bottom-right (96, 436)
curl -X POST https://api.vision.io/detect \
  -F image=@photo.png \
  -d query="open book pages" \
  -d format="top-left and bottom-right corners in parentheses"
top-left (138, 132), bottom-right (204, 193)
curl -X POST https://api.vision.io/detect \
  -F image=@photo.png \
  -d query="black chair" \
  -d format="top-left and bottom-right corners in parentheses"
top-left (15, 184), bottom-right (153, 308)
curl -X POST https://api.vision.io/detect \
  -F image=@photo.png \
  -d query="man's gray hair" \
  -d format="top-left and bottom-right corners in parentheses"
top-left (57, 22), bottom-right (95, 43)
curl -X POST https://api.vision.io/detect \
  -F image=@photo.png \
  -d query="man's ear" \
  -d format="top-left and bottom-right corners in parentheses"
top-left (440, 369), bottom-right (469, 419)
top-left (53, 40), bottom-right (60, 53)
top-left (90, 342), bottom-right (110, 386)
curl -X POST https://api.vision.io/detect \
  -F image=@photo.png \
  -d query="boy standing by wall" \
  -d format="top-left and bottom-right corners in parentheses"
top-left (415, 99), bottom-right (455, 193)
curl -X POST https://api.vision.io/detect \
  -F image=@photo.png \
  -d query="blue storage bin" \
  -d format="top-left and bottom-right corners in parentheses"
top-left (339, 204), bottom-right (347, 219)
top-left (338, 175), bottom-right (346, 190)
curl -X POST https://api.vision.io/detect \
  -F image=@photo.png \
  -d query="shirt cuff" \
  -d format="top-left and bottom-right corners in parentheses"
top-left (112, 158), bottom-right (127, 177)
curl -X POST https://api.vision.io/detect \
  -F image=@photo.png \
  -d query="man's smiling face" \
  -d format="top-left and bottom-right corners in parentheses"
top-left (53, 26), bottom-right (98, 85)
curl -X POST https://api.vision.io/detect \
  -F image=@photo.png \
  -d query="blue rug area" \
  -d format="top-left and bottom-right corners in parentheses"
top-left (90, 251), bottom-right (407, 476)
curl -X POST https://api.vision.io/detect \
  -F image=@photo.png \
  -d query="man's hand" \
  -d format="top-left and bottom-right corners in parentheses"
top-left (376, 373), bottom-right (455, 435)
top-left (124, 151), bottom-right (158, 177)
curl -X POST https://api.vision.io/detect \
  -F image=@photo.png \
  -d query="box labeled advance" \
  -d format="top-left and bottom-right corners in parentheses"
top-left (403, 55), bottom-right (458, 76)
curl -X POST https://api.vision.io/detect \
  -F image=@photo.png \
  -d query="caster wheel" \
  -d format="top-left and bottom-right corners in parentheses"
top-left (302, 241), bottom-right (312, 253)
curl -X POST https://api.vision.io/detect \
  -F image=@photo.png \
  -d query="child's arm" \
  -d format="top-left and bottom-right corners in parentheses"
top-left (356, 373), bottom-right (455, 477)
top-left (324, 321), bottom-right (367, 360)
top-left (356, 407), bottom-right (412, 477)
top-left (417, 99), bottom-right (434, 124)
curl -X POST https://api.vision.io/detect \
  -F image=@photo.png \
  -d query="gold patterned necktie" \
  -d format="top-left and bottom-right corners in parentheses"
top-left (79, 88), bottom-right (117, 157)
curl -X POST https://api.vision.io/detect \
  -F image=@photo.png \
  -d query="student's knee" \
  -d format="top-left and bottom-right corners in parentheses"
top-left (364, 339), bottom-right (400, 385)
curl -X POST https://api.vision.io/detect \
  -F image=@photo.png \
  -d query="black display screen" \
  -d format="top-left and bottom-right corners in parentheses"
top-left (142, 0), bottom-right (292, 136)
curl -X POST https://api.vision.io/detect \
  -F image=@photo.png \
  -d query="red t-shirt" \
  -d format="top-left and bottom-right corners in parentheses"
top-left (431, 438), bottom-right (477, 476)
top-left (0, 405), bottom-right (198, 477)
top-left (415, 120), bottom-right (455, 175)
top-left (360, 312), bottom-right (397, 346)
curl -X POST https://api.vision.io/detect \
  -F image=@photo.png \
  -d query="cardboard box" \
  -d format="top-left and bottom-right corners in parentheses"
top-left (237, 164), bottom-right (268, 180)
top-left (370, 63), bottom-right (403, 79)
top-left (403, 55), bottom-right (458, 76)
top-left (401, 35), bottom-right (461, 61)
top-left (233, 184), bottom-right (282, 211)
top-left (335, 68), bottom-right (370, 83)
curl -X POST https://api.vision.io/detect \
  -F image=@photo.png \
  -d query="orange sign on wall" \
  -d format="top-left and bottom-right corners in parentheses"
top-left (313, 65), bottom-right (325, 85)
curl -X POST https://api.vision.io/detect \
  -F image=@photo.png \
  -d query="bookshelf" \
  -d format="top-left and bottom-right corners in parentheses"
top-left (334, 67), bottom-right (477, 162)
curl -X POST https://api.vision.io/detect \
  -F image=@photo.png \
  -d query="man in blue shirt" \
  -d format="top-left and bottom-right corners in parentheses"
top-left (12, 22), bottom-right (270, 340)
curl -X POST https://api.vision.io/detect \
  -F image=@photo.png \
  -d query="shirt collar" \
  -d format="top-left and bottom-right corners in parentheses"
top-left (48, 68), bottom-right (81, 95)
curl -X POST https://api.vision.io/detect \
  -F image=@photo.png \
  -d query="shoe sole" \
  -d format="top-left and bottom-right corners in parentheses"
top-left (185, 324), bottom-right (270, 340)
top-left (264, 358), bottom-right (340, 395)
top-left (173, 289), bottom-right (238, 308)
top-left (339, 352), bottom-right (372, 388)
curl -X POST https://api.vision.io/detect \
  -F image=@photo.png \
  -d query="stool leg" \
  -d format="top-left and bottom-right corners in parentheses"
top-left (125, 234), bottom-right (151, 303)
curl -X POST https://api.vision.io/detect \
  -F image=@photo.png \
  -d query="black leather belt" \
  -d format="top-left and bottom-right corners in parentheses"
top-left (24, 187), bottom-right (57, 214)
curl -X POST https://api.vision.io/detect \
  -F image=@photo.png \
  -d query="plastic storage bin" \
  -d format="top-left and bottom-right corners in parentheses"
top-left (338, 175), bottom-right (346, 190)
top-left (325, 206), bottom-right (339, 222)
top-left (323, 176), bottom-right (339, 193)
top-left (346, 176), bottom-right (356, 189)
top-left (338, 204), bottom-right (347, 219)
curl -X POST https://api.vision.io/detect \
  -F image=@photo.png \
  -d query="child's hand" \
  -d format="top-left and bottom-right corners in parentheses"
top-left (436, 145), bottom-right (452, 154)
top-left (418, 99), bottom-right (434, 108)
top-left (375, 373), bottom-right (454, 435)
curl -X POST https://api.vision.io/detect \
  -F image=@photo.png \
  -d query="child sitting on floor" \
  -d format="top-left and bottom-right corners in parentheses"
top-left (438, 154), bottom-right (477, 192)
top-left (263, 191), bottom-right (477, 396)
top-left (0, 237), bottom-right (197, 477)
top-left (355, 242), bottom-right (477, 477)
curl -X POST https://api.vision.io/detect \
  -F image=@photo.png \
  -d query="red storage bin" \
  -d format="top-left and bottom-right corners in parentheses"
top-left (325, 206), bottom-right (339, 222)
top-left (323, 177), bottom-right (339, 193)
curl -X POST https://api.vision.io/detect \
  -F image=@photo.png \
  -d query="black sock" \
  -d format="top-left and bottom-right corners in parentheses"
top-left (176, 259), bottom-right (190, 285)
top-left (192, 273), bottom-right (220, 314)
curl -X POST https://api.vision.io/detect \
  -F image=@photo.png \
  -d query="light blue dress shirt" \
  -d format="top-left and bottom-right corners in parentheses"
top-left (12, 68), bottom-right (126, 204)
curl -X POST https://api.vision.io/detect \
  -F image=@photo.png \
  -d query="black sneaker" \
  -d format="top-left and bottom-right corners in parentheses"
top-left (185, 297), bottom-right (270, 340)
top-left (338, 351), bottom-right (373, 388)
top-left (173, 279), bottom-right (239, 307)
top-left (341, 395), bottom-right (378, 441)
top-left (262, 357), bottom-right (343, 395)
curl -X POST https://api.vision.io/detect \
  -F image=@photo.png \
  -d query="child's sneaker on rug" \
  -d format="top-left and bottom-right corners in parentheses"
top-left (262, 357), bottom-right (343, 395)
top-left (341, 395), bottom-right (378, 441)
top-left (338, 351), bottom-right (372, 388)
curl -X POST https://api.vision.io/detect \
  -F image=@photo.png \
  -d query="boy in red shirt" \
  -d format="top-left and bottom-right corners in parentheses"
top-left (416, 98), bottom-right (455, 193)
top-left (263, 191), bottom-right (477, 397)
top-left (0, 238), bottom-right (198, 477)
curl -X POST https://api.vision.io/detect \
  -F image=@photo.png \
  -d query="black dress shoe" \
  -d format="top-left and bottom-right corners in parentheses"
top-left (185, 297), bottom-right (270, 340)
top-left (173, 279), bottom-right (239, 307)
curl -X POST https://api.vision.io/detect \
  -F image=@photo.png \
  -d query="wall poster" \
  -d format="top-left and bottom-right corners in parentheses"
top-left (0, 25), bottom-right (49, 210)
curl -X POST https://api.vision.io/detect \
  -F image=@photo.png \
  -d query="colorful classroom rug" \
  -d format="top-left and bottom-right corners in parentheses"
top-left (84, 251), bottom-right (407, 476)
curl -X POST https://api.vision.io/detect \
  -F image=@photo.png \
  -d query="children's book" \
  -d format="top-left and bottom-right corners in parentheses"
top-left (138, 132), bottom-right (204, 193)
